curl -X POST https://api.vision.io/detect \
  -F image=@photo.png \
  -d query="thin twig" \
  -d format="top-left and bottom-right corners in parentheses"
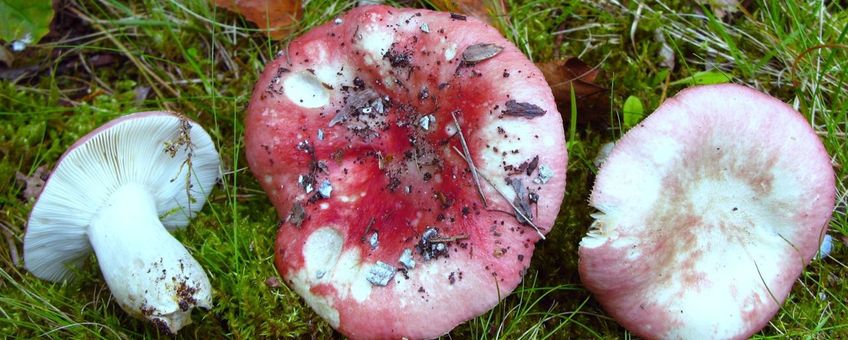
top-left (791, 44), bottom-right (848, 87)
top-left (0, 221), bottom-right (21, 267)
top-left (429, 234), bottom-right (469, 243)
top-left (752, 259), bottom-right (781, 306)
top-left (452, 146), bottom-right (545, 239)
top-left (360, 218), bottom-right (376, 243)
top-left (450, 111), bottom-right (488, 207)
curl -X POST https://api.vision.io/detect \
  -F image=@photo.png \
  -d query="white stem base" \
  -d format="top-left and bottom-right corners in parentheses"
top-left (88, 183), bottom-right (212, 334)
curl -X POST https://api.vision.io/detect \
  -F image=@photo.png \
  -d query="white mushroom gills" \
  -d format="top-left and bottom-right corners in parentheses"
top-left (23, 112), bottom-right (221, 334)
top-left (89, 183), bottom-right (211, 333)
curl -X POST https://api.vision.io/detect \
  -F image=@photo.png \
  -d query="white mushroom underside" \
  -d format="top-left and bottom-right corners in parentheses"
top-left (589, 173), bottom-right (791, 338)
top-left (24, 113), bottom-right (220, 281)
top-left (581, 86), bottom-right (833, 338)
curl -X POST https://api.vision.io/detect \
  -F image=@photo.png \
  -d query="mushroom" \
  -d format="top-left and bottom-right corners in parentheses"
top-left (23, 112), bottom-right (221, 334)
top-left (245, 5), bottom-right (567, 338)
top-left (579, 84), bottom-right (835, 339)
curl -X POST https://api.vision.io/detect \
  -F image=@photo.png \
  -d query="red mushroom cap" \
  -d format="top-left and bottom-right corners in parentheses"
top-left (245, 5), bottom-right (566, 338)
top-left (579, 84), bottom-right (835, 339)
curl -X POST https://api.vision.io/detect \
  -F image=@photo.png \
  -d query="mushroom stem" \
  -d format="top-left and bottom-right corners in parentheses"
top-left (87, 183), bottom-right (212, 334)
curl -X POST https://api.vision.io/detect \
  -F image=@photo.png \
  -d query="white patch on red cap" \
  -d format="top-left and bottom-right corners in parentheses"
top-left (288, 269), bottom-right (341, 328)
top-left (284, 71), bottom-right (330, 108)
top-left (297, 227), bottom-right (377, 306)
top-left (359, 25), bottom-right (394, 66)
top-left (303, 227), bottom-right (344, 282)
top-left (444, 42), bottom-right (458, 61)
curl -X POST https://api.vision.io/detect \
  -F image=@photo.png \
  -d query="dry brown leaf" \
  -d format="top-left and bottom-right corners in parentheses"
top-left (536, 58), bottom-right (610, 125)
top-left (15, 166), bottom-right (50, 201)
top-left (265, 276), bottom-right (281, 288)
top-left (214, 0), bottom-right (302, 40)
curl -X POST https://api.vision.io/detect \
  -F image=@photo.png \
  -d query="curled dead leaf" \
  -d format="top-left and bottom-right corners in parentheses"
top-left (265, 276), bottom-right (281, 288)
top-left (536, 58), bottom-right (610, 126)
top-left (15, 166), bottom-right (50, 201)
top-left (214, 0), bottom-right (302, 40)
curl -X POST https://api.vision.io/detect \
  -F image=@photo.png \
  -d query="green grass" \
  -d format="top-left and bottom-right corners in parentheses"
top-left (1, 0), bottom-right (846, 338)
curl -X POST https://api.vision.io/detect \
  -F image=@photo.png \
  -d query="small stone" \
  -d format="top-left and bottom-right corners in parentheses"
top-left (593, 142), bottom-right (615, 168)
top-left (366, 261), bottom-right (396, 286)
top-left (11, 33), bottom-right (32, 52)
top-left (298, 175), bottom-right (314, 193)
top-left (317, 129), bottom-right (324, 141)
top-left (318, 179), bottom-right (333, 198)
top-left (534, 165), bottom-right (554, 184)
top-left (334, 18), bottom-right (343, 25)
top-left (372, 98), bottom-right (385, 114)
top-left (420, 23), bottom-right (430, 33)
top-left (369, 232), bottom-right (379, 249)
top-left (399, 248), bottom-right (416, 269)
top-left (419, 115), bottom-right (435, 131)
top-left (818, 234), bottom-right (833, 259)
top-left (422, 228), bottom-right (438, 240)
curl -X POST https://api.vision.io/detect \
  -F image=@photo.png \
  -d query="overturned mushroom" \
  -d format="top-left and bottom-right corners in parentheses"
top-left (245, 5), bottom-right (567, 339)
top-left (24, 112), bottom-right (221, 334)
top-left (579, 84), bottom-right (836, 339)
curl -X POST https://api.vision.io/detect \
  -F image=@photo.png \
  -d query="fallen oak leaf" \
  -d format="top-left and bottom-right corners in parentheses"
top-left (536, 57), bottom-right (610, 126)
top-left (214, 0), bottom-right (302, 40)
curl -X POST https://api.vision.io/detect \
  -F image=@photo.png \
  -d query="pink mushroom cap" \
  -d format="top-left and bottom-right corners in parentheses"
top-left (245, 5), bottom-right (567, 339)
top-left (579, 84), bottom-right (835, 339)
